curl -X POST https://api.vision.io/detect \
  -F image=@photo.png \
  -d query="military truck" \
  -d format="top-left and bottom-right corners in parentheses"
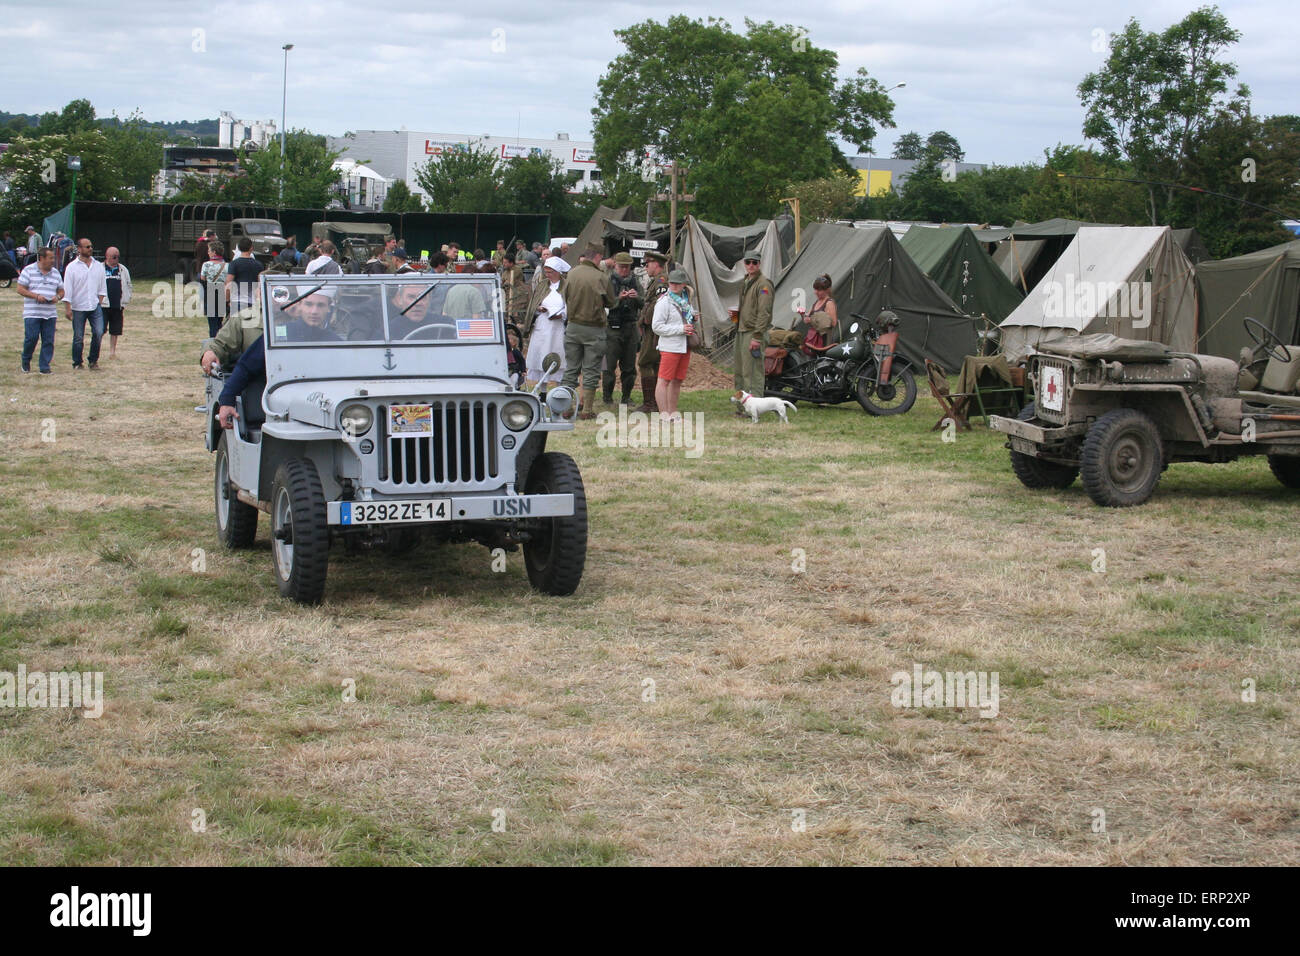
top-left (171, 203), bottom-right (287, 281)
top-left (989, 320), bottom-right (1300, 507)
top-left (204, 271), bottom-right (586, 604)
top-left (311, 221), bottom-right (394, 273)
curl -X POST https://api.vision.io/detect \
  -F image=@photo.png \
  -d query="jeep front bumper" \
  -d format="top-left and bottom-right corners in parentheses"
top-left (988, 416), bottom-right (1089, 443)
top-left (327, 493), bottom-right (574, 526)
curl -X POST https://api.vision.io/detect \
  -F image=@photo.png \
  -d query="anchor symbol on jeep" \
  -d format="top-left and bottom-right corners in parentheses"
top-left (382, 349), bottom-right (396, 371)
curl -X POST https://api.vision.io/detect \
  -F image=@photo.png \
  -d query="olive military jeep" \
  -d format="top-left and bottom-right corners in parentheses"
top-left (204, 272), bottom-right (584, 603)
top-left (990, 319), bottom-right (1300, 507)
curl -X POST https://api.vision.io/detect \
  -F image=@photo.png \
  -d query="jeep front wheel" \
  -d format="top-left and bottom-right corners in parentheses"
top-left (1267, 454), bottom-right (1300, 488)
top-left (1009, 403), bottom-right (1079, 490)
top-left (271, 458), bottom-right (330, 604)
top-left (522, 452), bottom-right (588, 595)
top-left (1081, 409), bottom-right (1163, 507)
top-left (215, 433), bottom-right (258, 548)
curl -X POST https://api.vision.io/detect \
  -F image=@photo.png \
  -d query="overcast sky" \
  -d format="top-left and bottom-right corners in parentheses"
top-left (0, 0), bottom-right (1291, 166)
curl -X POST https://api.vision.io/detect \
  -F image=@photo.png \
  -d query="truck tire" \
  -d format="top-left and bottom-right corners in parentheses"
top-left (1008, 403), bottom-right (1079, 489)
top-left (270, 458), bottom-right (330, 604)
top-left (215, 433), bottom-right (258, 548)
top-left (1267, 454), bottom-right (1300, 488)
top-left (1081, 408), bottom-right (1163, 507)
top-left (522, 452), bottom-right (587, 596)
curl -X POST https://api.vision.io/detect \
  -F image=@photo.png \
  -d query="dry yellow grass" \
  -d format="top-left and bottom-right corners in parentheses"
top-left (0, 285), bottom-right (1295, 865)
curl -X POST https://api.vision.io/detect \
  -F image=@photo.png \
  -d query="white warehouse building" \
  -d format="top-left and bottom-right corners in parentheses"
top-left (326, 130), bottom-right (603, 203)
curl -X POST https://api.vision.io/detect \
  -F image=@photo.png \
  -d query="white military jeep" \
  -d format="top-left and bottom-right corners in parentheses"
top-left (204, 272), bottom-right (584, 604)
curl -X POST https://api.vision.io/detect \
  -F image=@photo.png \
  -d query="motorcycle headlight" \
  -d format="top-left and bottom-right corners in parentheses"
top-left (339, 402), bottom-right (373, 437)
top-left (500, 399), bottom-right (534, 432)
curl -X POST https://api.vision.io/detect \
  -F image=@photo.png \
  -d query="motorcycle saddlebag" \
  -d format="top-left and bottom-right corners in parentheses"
top-left (764, 347), bottom-right (787, 376)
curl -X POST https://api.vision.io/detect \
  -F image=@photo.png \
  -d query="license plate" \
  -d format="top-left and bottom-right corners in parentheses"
top-left (1010, 436), bottom-right (1039, 455)
top-left (336, 499), bottom-right (449, 525)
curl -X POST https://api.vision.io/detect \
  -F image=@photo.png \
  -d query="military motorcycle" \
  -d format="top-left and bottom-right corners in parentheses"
top-left (763, 311), bottom-right (918, 415)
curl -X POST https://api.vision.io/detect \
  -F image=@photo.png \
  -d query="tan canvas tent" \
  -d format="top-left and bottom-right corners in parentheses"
top-left (678, 215), bottom-right (789, 346)
top-left (1197, 238), bottom-right (1300, 359)
top-left (999, 226), bottom-right (1198, 362)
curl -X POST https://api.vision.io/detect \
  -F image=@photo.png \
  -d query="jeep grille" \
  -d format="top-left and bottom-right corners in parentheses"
top-left (379, 400), bottom-right (500, 488)
top-left (1034, 358), bottom-right (1071, 425)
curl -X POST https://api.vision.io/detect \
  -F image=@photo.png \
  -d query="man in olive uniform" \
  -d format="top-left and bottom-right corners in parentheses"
top-left (734, 250), bottom-right (773, 406)
top-left (602, 252), bottom-right (642, 406)
top-left (636, 251), bottom-right (669, 413)
top-left (499, 252), bottom-right (529, 326)
top-left (560, 245), bottom-right (617, 419)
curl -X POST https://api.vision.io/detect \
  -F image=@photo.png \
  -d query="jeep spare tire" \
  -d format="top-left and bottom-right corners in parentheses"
top-left (271, 458), bottom-right (330, 604)
top-left (522, 452), bottom-right (588, 596)
top-left (1008, 402), bottom-right (1079, 490)
top-left (1081, 408), bottom-right (1163, 507)
top-left (215, 433), bottom-right (258, 548)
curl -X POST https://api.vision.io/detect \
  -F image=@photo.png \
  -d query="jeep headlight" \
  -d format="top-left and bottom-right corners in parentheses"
top-left (339, 403), bottom-right (373, 437)
top-left (500, 400), bottom-right (534, 432)
top-left (546, 386), bottom-right (575, 418)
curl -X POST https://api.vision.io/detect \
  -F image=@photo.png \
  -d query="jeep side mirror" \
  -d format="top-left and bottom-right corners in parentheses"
top-left (542, 353), bottom-right (561, 377)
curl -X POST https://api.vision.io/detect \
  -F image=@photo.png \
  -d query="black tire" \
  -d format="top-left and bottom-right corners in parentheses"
top-left (1008, 402), bottom-right (1079, 490)
top-left (856, 363), bottom-right (917, 415)
top-left (522, 452), bottom-right (588, 596)
top-left (214, 433), bottom-right (258, 548)
top-left (1267, 454), bottom-right (1300, 488)
top-left (1080, 408), bottom-right (1163, 507)
top-left (270, 458), bottom-right (330, 604)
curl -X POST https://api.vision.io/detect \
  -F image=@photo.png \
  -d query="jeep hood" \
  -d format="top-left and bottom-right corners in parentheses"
top-left (266, 378), bottom-right (520, 428)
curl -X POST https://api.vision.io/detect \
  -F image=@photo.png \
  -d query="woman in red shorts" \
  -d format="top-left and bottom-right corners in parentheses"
top-left (651, 268), bottom-right (696, 421)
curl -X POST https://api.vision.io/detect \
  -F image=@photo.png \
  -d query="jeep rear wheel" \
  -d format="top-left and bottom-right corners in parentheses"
top-left (215, 433), bottom-right (258, 548)
top-left (522, 452), bottom-right (588, 596)
top-left (1009, 403), bottom-right (1079, 490)
top-left (1081, 408), bottom-right (1163, 507)
top-left (271, 458), bottom-right (330, 604)
top-left (1267, 454), bottom-right (1300, 488)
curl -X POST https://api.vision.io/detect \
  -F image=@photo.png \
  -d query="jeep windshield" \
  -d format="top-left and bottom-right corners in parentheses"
top-left (263, 275), bottom-right (500, 347)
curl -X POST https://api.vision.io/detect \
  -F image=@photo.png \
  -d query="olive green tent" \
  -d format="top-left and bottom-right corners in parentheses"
top-left (899, 226), bottom-right (1023, 325)
top-left (772, 223), bottom-right (978, 373)
top-left (1197, 239), bottom-right (1300, 359)
top-left (563, 204), bottom-right (630, 265)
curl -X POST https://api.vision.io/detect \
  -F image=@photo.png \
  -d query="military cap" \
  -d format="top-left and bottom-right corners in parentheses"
top-left (612, 252), bottom-right (634, 265)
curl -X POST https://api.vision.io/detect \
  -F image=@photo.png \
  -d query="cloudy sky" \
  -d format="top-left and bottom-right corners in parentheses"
top-left (0, 0), bottom-right (1291, 166)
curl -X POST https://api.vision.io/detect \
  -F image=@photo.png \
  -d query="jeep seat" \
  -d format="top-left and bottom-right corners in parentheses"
top-left (236, 379), bottom-right (266, 440)
top-left (1259, 345), bottom-right (1300, 394)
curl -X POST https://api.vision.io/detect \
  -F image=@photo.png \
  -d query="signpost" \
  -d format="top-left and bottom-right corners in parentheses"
top-left (654, 161), bottom-right (694, 262)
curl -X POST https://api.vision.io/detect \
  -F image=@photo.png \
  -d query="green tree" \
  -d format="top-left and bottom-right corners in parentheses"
top-left (498, 153), bottom-right (571, 214)
top-left (102, 110), bottom-right (167, 197)
top-left (893, 132), bottom-right (924, 159)
top-left (1019, 145), bottom-right (1149, 225)
top-left (1079, 6), bottom-right (1247, 223)
top-left (383, 179), bottom-right (425, 212)
top-left (592, 16), bottom-right (896, 224)
top-left (0, 130), bottom-right (121, 229)
top-left (784, 171), bottom-right (860, 225)
top-left (414, 144), bottom-right (500, 213)
top-left (925, 130), bottom-right (964, 162)
top-left (168, 130), bottom-right (341, 207)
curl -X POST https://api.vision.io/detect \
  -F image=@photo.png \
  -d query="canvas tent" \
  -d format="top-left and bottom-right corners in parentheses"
top-left (685, 216), bottom-right (796, 267)
top-left (771, 223), bottom-right (978, 372)
top-left (999, 226), bottom-right (1198, 362)
top-left (899, 226), bottom-right (1023, 325)
top-left (678, 215), bottom-right (790, 347)
top-left (1172, 228), bottom-right (1213, 265)
top-left (1196, 238), bottom-right (1300, 360)
top-left (978, 219), bottom-right (1112, 294)
top-left (563, 204), bottom-right (630, 265)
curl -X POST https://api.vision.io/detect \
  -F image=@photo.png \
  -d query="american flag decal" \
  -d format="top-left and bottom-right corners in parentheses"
top-left (456, 319), bottom-right (495, 339)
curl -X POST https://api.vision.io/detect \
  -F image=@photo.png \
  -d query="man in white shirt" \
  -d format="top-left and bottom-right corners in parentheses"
top-left (16, 248), bottom-right (64, 373)
top-left (62, 238), bottom-right (108, 370)
top-left (305, 240), bottom-right (342, 275)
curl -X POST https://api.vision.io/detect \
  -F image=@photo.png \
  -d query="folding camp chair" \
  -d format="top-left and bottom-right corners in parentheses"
top-left (957, 356), bottom-right (1022, 423)
top-left (926, 359), bottom-right (973, 431)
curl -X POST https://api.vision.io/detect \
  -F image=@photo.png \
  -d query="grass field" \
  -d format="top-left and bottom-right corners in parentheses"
top-left (0, 289), bottom-right (1296, 865)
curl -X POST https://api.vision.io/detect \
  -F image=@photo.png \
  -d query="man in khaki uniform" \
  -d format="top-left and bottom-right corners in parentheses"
top-left (199, 306), bottom-right (262, 372)
top-left (602, 251), bottom-right (643, 406)
top-left (636, 251), bottom-right (669, 412)
top-left (734, 249), bottom-right (773, 403)
top-left (560, 244), bottom-right (617, 419)
top-left (499, 253), bottom-right (529, 326)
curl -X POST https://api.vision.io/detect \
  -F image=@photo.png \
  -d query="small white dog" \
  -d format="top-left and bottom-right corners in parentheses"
top-left (730, 389), bottom-right (797, 423)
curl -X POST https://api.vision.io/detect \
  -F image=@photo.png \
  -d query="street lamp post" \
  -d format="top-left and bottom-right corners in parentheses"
top-left (865, 82), bottom-right (906, 201)
top-left (280, 43), bottom-right (293, 205)
top-left (67, 156), bottom-right (82, 237)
